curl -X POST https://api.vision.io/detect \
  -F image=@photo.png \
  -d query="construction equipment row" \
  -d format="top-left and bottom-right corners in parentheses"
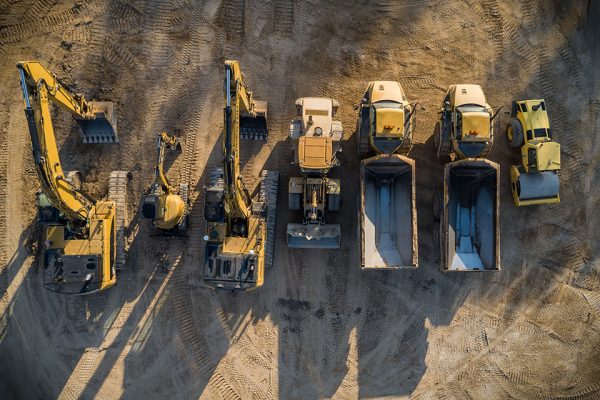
top-left (17, 61), bottom-right (561, 294)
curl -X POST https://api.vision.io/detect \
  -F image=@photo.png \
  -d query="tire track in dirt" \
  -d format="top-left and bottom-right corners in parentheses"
top-left (0, 4), bottom-right (84, 45)
top-left (274, 0), bottom-right (294, 37)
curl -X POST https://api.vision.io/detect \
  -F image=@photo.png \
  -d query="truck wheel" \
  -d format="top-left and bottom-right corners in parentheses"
top-left (433, 189), bottom-right (442, 221)
top-left (507, 118), bottom-right (524, 148)
top-left (328, 193), bottom-right (340, 212)
top-left (289, 192), bottom-right (301, 210)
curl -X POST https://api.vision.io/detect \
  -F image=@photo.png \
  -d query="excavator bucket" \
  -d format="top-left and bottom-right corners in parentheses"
top-left (74, 101), bottom-right (119, 144)
top-left (241, 100), bottom-right (268, 140)
top-left (510, 166), bottom-right (560, 206)
top-left (286, 223), bottom-right (341, 249)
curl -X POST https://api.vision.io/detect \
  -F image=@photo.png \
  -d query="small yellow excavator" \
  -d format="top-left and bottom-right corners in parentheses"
top-left (202, 60), bottom-right (278, 291)
top-left (17, 61), bottom-right (128, 294)
top-left (287, 97), bottom-right (342, 249)
top-left (141, 132), bottom-right (188, 235)
top-left (507, 99), bottom-right (560, 206)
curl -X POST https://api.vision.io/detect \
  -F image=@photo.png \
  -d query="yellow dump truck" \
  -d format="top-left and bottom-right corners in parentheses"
top-left (433, 84), bottom-right (500, 272)
top-left (356, 81), bottom-right (418, 269)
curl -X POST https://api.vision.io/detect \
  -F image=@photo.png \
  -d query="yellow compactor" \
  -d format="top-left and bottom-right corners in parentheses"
top-left (202, 60), bottom-right (278, 291)
top-left (433, 84), bottom-right (500, 272)
top-left (355, 81), bottom-right (418, 269)
top-left (507, 99), bottom-right (560, 206)
top-left (141, 132), bottom-right (189, 235)
top-left (17, 61), bottom-right (128, 294)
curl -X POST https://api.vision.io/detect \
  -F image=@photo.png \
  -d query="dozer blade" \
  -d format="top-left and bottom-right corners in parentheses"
top-left (514, 168), bottom-right (560, 205)
top-left (241, 100), bottom-right (268, 140)
top-left (287, 223), bottom-right (341, 249)
top-left (74, 101), bottom-right (119, 144)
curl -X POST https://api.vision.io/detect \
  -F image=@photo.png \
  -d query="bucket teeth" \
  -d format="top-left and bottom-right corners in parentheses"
top-left (108, 171), bottom-right (129, 270)
top-left (259, 170), bottom-right (279, 269)
top-left (240, 128), bottom-right (268, 141)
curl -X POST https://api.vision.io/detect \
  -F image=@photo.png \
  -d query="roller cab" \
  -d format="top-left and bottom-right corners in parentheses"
top-left (359, 154), bottom-right (417, 269)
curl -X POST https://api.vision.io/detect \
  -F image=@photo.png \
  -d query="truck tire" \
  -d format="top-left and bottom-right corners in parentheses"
top-left (289, 192), bottom-right (301, 210)
top-left (328, 193), bottom-right (340, 212)
top-left (507, 118), bottom-right (524, 148)
top-left (435, 122), bottom-right (451, 162)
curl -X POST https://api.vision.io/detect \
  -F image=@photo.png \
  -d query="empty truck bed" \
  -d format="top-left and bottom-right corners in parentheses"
top-left (360, 154), bottom-right (418, 269)
top-left (441, 159), bottom-right (500, 271)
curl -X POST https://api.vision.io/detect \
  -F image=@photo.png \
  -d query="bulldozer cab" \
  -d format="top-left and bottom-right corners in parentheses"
top-left (299, 97), bottom-right (334, 137)
top-left (298, 136), bottom-right (333, 173)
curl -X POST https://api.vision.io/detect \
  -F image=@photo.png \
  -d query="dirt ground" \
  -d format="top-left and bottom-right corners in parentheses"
top-left (0, 0), bottom-right (599, 399)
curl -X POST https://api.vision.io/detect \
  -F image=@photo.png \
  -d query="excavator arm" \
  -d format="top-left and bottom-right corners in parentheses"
top-left (223, 60), bottom-right (259, 228)
top-left (154, 131), bottom-right (179, 194)
top-left (17, 61), bottom-right (98, 224)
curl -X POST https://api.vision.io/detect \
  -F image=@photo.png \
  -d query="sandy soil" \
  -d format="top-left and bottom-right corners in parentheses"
top-left (0, 0), bottom-right (599, 399)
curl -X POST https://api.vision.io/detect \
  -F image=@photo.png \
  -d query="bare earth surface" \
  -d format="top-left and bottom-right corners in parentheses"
top-left (1, 0), bottom-right (599, 399)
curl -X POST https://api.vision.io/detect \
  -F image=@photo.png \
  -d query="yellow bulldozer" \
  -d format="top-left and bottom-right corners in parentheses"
top-left (141, 132), bottom-right (189, 235)
top-left (17, 61), bottom-right (128, 294)
top-left (202, 60), bottom-right (278, 291)
top-left (507, 99), bottom-right (560, 206)
top-left (287, 97), bottom-right (342, 249)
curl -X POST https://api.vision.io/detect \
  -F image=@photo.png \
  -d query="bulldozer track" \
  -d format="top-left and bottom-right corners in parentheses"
top-left (109, 171), bottom-right (129, 269)
top-left (520, 0), bottom-right (539, 34)
top-left (0, 4), bottom-right (84, 45)
top-left (208, 370), bottom-right (242, 400)
top-left (23, 0), bottom-right (57, 21)
top-left (259, 170), bottom-right (279, 269)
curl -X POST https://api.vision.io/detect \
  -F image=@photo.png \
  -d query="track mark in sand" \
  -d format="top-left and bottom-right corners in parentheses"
top-left (479, 0), bottom-right (508, 54)
top-left (274, 0), bottom-right (294, 37)
top-left (208, 371), bottom-right (242, 400)
top-left (520, 0), bottom-right (539, 34)
top-left (102, 39), bottom-right (138, 68)
top-left (23, 0), bottom-right (57, 21)
top-left (224, 0), bottom-right (245, 54)
top-left (0, 134), bottom-right (7, 266)
top-left (0, 4), bottom-right (85, 45)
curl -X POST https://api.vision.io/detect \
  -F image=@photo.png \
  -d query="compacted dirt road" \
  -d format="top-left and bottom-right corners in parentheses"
top-left (0, 0), bottom-right (599, 399)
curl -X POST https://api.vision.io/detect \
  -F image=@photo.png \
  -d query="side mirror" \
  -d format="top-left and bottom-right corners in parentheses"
top-left (353, 104), bottom-right (359, 111)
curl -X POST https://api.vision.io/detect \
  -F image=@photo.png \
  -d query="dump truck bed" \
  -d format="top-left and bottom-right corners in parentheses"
top-left (441, 159), bottom-right (500, 271)
top-left (360, 154), bottom-right (417, 269)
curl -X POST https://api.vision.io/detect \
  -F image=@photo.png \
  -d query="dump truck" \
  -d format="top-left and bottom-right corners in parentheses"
top-left (355, 81), bottom-right (418, 268)
top-left (286, 97), bottom-right (342, 249)
top-left (433, 84), bottom-right (500, 271)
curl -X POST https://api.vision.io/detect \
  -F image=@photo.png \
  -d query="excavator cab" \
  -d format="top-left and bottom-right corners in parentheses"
top-left (74, 101), bottom-right (119, 144)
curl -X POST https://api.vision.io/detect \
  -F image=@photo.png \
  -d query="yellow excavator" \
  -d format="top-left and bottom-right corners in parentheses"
top-left (141, 132), bottom-right (188, 235)
top-left (17, 61), bottom-right (128, 294)
top-left (202, 60), bottom-right (278, 291)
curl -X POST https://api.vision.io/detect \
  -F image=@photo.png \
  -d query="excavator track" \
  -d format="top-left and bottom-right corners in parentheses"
top-left (178, 183), bottom-right (189, 231)
top-left (258, 170), bottom-right (279, 269)
top-left (109, 171), bottom-right (129, 270)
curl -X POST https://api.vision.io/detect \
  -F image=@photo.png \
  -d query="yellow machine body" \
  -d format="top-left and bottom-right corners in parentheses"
top-left (357, 81), bottom-right (414, 156)
top-left (141, 132), bottom-right (188, 233)
top-left (203, 60), bottom-right (278, 291)
top-left (507, 99), bottom-right (561, 206)
top-left (298, 136), bottom-right (333, 170)
top-left (17, 61), bottom-right (122, 294)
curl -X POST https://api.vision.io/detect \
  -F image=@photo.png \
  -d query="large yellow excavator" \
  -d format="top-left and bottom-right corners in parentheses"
top-left (203, 60), bottom-right (278, 291)
top-left (141, 132), bottom-right (188, 235)
top-left (17, 61), bottom-right (128, 294)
